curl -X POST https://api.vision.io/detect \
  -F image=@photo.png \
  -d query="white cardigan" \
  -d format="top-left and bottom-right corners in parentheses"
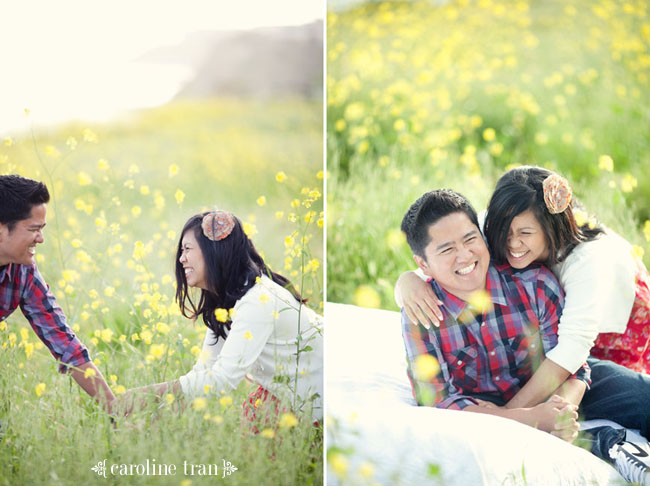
top-left (546, 231), bottom-right (636, 373)
top-left (179, 275), bottom-right (323, 418)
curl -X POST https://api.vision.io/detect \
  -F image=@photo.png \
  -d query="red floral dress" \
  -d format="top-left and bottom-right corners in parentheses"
top-left (591, 259), bottom-right (650, 374)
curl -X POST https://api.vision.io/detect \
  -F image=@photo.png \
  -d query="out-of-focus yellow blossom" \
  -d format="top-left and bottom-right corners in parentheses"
top-left (35, 383), bottom-right (46, 397)
top-left (256, 196), bottom-right (267, 206)
top-left (621, 174), bottom-right (638, 193)
top-left (598, 155), bottom-right (614, 172)
top-left (260, 429), bottom-right (275, 439)
top-left (78, 172), bottom-right (92, 185)
top-left (114, 385), bottom-right (126, 395)
top-left (214, 308), bottom-right (229, 322)
top-left (219, 396), bottom-right (233, 407)
top-left (353, 285), bottom-right (381, 309)
top-left (243, 331), bottom-right (253, 340)
top-left (275, 171), bottom-right (287, 182)
top-left (414, 354), bottom-right (440, 381)
top-left (278, 413), bottom-right (298, 428)
top-left (84, 367), bottom-right (96, 378)
top-left (468, 289), bottom-right (493, 313)
top-left (329, 452), bottom-right (349, 479)
top-left (168, 164), bottom-right (179, 177)
top-left (192, 397), bottom-right (207, 411)
top-left (174, 189), bottom-right (185, 204)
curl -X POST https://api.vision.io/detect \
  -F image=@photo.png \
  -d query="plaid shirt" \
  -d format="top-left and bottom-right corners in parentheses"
top-left (0, 263), bottom-right (90, 372)
top-left (402, 263), bottom-right (591, 410)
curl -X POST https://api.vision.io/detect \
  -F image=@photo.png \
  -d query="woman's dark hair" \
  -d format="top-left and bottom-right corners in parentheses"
top-left (175, 212), bottom-right (304, 342)
top-left (0, 175), bottom-right (50, 231)
top-left (484, 166), bottom-right (604, 266)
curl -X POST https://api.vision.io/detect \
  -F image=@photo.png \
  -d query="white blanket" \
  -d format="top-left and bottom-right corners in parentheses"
top-left (326, 303), bottom-right (623, 485)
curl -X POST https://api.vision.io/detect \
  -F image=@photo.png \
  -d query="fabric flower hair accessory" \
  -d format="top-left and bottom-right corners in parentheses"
top-left (201, 210), bottom-right (235, 241)
top-left (542, 173), bottom-right (572, 214)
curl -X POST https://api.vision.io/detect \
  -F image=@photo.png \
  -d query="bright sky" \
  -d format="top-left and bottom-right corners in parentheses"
top-left (0, 0), bottom-right (323, 134)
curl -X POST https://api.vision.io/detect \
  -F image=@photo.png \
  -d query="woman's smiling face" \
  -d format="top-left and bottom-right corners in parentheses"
top-left (506, 209), bottom-right (550, 268)
top-left (179, 229), bottom-right (207, 290)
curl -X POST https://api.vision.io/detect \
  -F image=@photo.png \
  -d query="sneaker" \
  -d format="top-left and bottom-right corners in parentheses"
top-left (609, 434), bottom-right (650, 485)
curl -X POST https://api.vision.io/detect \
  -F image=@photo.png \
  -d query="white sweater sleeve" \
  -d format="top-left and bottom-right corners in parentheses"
top-left (545, 235), bottom-right (636, 373)
top-left (178, 295), bottom-right (275, 398)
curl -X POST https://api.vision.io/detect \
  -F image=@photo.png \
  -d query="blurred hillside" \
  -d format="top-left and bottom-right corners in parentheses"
top-left (140, 21), bottom-right (323, 99)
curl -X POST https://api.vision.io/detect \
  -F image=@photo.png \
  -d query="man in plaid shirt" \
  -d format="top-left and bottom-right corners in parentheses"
top-left (400, 189), bottom-right (586, 437)
top-left (0, 175), bottom-right (114, 409)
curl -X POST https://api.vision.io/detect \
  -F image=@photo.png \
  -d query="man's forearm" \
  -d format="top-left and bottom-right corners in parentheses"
top-left (69, 361), bottom-right (116, 412)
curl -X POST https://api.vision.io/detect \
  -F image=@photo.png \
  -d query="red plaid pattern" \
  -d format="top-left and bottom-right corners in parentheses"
top-left (402, 263), bottom-right (591, 410)
top-left (1, 263), bottom-right (90, 372)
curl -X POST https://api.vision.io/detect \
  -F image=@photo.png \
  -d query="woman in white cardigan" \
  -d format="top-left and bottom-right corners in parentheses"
top-left (396, 166), bottom-right (649, 409)
top-left (115, 210), bottom-right (323, 421)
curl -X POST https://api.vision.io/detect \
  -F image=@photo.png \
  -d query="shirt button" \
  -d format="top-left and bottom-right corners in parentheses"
top-left (495, 376), bottom-right (500, 381)
top-left (490, 351), bottom-right (495, 356)
top-left (457, 360), bottom-right (463, 366)
top-left (531, 344), bottom-right (536, 349)
top-left (481, 322), bottom-right (486, 327)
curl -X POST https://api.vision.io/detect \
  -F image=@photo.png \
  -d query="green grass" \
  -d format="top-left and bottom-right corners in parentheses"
top-left (0, 97), bottom-right (323, 485)
top-left (327, 0), bottom-right (650, 309)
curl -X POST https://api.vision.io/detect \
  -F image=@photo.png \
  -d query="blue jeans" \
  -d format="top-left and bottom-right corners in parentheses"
top-left (581, 357), bottom-right (650, 439)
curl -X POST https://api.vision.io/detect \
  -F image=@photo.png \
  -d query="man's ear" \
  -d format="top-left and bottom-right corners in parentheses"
top-left (0, 224), bottom-right (7, 243)
top-left (414, 254), bottom-right (428, 272)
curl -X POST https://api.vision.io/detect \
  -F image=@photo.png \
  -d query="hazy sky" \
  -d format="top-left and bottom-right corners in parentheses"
top-left (0, 0), bottom-right (323, 133)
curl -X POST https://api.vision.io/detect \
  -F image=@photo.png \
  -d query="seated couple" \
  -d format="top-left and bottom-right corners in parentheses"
top-left (0, 175), bottom-right (323, 427)
top-left (397, 167), bottom-right (650, 485)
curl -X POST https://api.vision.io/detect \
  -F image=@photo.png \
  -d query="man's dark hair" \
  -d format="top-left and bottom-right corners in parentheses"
top-left (401, 189), bottom-right (479, 257)
top-left (0, 175), bottom-right (50, 231)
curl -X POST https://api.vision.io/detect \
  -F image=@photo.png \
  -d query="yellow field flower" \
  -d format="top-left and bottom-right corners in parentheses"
top-left (45, 145), bottom-right (61, 158)
top-left (260, 429), bottom-right (275, 439)
top-left (243, 331), bottom-right (253, 340)
top-left (192, 397), bottom-right (207, 411)
top-left (414, 354), bottom-right (440, 381)
top-left (329, 452), bottom-right (349, 479)
top-left (82, 128), bottom-right (98, 142)
top-left (598, 155), bottom-right (614, 172)
top-left (35, 383), bottom-right (46, 397)
top-left (353, 285), bottom-right (381, 309)
top-left (115, 385), bottom-right (126, 395)
top-left (175, 189), bottom-right (185, 204)
top-left (77, 172), bottom-right (92, 185)
top-left (212, 415), bottom-right (223, 424)
top-left (4, 137), bottom-right (13, 146)
top-left (621, 174), bottom-right (638, 193)
top-left (278, 413), bottom-right (298, 429)
top-left (214, 308), bottom-right (229, 322)
top-left (386, 228), bottom-right (406, 250)
top-left (100, 328), bottom-right (114, 343)
top-left (84, 367), bottom-right (97, 378)
top-left (275, 171), bottom-right (287, 182)
top-left (243, 222), bottom-right (257, 237)
top-left (256, 196), bottom-right (267, 206)
top-left (643, 221), bottom-right (650, 243)
top-left (165, 393), bottom-right (175, 404)
top-left (190, 345), bottom-right (201, 357)
top-left (149, 343), bottom-right (166, 360)
top-left (104, 286), bottom-right (115, 298)
top-left (219, 396), bottom-right (233, 407)
top-left (358, 462), bottom-right (375, 479)
top-left (168, 164), bottom-right (179, 177)
top-left (24, 342), bottom-right (34, 358)
top-left (259, 293), bottom-right (270, 304)
top-left (468, 289), bottom-right (493, 313)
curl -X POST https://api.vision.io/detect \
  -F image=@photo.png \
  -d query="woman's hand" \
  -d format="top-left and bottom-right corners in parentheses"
top-left (395, 271), bottom-right (444, 329)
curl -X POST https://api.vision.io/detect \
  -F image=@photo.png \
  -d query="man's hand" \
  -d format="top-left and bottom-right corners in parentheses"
top-left (530, 395), bottom-right (579, 442)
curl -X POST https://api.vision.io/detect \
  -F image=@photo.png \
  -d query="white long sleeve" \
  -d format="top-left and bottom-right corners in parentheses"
top-left (545, 231), bottom-right (637, 373)
top-left (179, 276), bottom-right (323, 418)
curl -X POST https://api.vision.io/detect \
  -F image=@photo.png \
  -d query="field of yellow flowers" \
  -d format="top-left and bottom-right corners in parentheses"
top-left (0, 98), bottom-right (323, 485)
top-left (327, 0), bottom-right (650, 310)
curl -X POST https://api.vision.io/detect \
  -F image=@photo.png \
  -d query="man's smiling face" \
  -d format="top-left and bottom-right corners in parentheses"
top-left (414, 211), bottom-right (490, 301)
top-left (0, 204), bottom-right (47, 266)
